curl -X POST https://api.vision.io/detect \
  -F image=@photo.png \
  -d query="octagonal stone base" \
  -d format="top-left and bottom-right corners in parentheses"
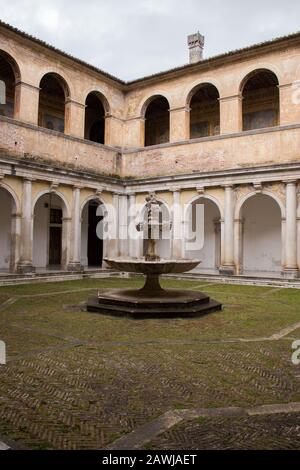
top-left (87, 288), bottom-right (222, 319)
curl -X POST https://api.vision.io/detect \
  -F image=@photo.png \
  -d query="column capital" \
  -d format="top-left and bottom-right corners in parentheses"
top-left (222, 183), bottom-right (234, 189)
top-left (73, 184), bottom-right (84, 190)
top-left (23, 176), bottom-right (36, 183)
top-left (169, 105), bottom-right (190, 113)
top-left (283, 179), bottom-right (298, 185)
top-left (65, 98), bottom-right (86, 109)
top-left (15, 80), bottom-right (41, 92)
top-left (219, 93), bottom-right (243, 103)
top-left (168, 187), bottom-right (181, 193)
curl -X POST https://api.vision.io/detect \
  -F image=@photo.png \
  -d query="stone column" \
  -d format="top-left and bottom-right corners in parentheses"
top-left (104, 114), bottom-right (124, 147)
top-left (17, 178), bottom-right (35, 273)
top-left (107, 192), bottom-right (120, 259)
top-left (219, 94), bottom-right (243, 135)
top-left (169, 107), bottom-right (189, 142)
top-left (10, 212), bottom-right (21, 272)
top-left (65, 100), bottom-right (86, 139)
top-left (123, 117), bottom-right (145, 148)
top-left (118, 194), bottom-right (129, 257)
top-left (171, 188), bottom-right (183, 258)
top-left (67, 186), bottom-right (82, 271)
top-left (283, 180), bottom-right (299, 278)
top-left (14, 81), bottom-right (40, 125)
top-left (128, 192), bottom-right (139, 258)
top-left (234, 217), bottom-right (244, 275)
top-left (220, 184), bottom-right (235, 275)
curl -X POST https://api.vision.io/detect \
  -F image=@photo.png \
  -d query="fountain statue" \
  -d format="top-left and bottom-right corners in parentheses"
top-left (87, 193), bottom-right (222, 318)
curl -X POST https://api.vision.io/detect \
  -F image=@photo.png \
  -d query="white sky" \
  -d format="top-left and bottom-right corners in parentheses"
top-left (1, 0), bottom-right (300, 80)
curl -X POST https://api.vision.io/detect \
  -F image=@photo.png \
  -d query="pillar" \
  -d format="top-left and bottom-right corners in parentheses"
top-left (67, 186), bottom-right (82, 271)
top-left (104, 114), bottom-right (124, 147)
top-left (14, 81), bottom-right (40, 125)
top-left (118, 194), bottom-right (128, 257)
top-left (10, 212), bottom-right (21, 272)
top-left (283, 180), bottom-right (298, 278)
top-left (107, 192), bottom-right (120, 258)
top-left (128, 192), bottom-right (140, 258)
top-left (220, 184), bottom-right (235, 275)
top-left (17, 178), bottom-right (35, 273)
top-left (169, 107), bottom-right (189, 142)
top-left (234, 217), bottom-right (244, 275)
top-left (171, 188), bottom-right (183, 258)
top-left (123, 118), bottom-right (145, 148)
top-left (65, 99), bottom-right (85, 139)
top-left (219, 94), bottom-right (243, 135)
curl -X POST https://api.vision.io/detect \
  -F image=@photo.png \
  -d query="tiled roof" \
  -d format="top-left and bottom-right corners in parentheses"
top-left (1, 19), bottom-right (300, 86)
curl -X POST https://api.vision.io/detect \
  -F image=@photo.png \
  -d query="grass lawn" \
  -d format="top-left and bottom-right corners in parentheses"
top-left (0, 277), bottom-right (299, 449)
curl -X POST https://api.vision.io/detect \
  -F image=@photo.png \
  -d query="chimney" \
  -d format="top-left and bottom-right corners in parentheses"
top-left (188, 32), bottom-right (205, 64)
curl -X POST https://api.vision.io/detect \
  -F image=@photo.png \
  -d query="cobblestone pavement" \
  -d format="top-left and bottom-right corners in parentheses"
top-left (148, 413), bottom-right (300, 450)
top-left (0, 279), bottom-right (299, 450)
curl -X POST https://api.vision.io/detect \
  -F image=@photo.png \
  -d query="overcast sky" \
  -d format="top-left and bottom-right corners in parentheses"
top-left (1, 0), bottom-right (300, 80)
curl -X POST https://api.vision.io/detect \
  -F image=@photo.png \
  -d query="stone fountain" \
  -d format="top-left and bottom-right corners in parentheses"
top-left (87, 193), bottom-right (222, 318)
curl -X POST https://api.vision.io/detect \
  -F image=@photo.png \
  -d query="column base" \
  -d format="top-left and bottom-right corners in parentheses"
top-left (282, 268), bottom-right (299, 279)
top-left (17, 262), bottom-right (35, 274)
top-left (219, 265), bottom-right (236, 276)
top-left (67, 262), bottom-right (83, 273)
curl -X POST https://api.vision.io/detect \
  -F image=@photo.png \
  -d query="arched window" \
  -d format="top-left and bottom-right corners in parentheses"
top-left (84, 92), bottom-right (107, 144)
top-left (242, 69), bottom-right (279, 131)
top-left (38, 73), bottom-right (69, 133)
top-left (0, 50), bottom-right (19, 118)
top-left (144, 96), bottom-right (170, 146)
top-left (189, 84), bottom-right (220, 139)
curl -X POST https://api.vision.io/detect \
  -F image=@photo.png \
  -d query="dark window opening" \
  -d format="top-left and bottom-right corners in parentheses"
top-left (85, 93), bottom-right (105, 144)
top-left (242, 70), bottom-right (279, 131)
top-left (145, 96), bottom-right (170, 146)
top-left (38, 74), bottom-right (66, 133)
top-left (189, 84), bottom-right (220, 139)
top-left (0, 52), bottom-right (16, 118)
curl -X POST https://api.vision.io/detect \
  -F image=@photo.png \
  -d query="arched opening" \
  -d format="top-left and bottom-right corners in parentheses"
top-left (241, 194), bottom-right (282, 275)
top-left (142, 201), bottom-right (171, 259)
top-left (38, 73), bottom-right (69, 133)
top-left (185, 198), bottom-right (221, 273)
top-left (189, 84), bottom-right (220, 139)
top-left (144, 96), bottom-right (170, 147)
top-left (84, 92), bottom-right (106, 144)
top-left (242, 69), bottom-right (279, 131)
top-left (0, 187), bottom-right (16, 271)
top-left (0, 51), bottom-right (19, 118)
top-left (81, 199), bottom-right (104, 267)
top-left (33, 193), bottom-right (68, 269)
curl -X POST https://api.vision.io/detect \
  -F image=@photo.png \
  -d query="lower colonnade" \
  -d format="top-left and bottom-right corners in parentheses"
top-left (0, 170), bottom-right (299, 280)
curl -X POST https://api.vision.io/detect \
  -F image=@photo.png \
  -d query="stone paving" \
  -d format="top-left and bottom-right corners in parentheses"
top-left (0, 278), bottom-right (299, 450)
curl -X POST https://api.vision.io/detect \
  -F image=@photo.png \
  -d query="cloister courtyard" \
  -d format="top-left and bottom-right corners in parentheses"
top-left (0, 276), bottom-right (300, 450)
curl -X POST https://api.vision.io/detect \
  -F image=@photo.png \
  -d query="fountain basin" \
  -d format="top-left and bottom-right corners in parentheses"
top-left (103, 258), bottom-right (201, 275)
